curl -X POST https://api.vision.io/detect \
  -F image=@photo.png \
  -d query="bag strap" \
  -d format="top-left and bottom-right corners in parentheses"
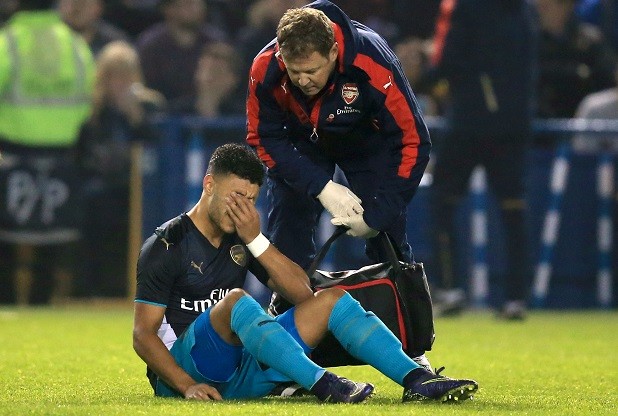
top-left (306, 226), bottom-right (347, 276)
top-left (379, 232), bottom-right (403, 275)
top-left (307, 226), bottom-right (403, 276)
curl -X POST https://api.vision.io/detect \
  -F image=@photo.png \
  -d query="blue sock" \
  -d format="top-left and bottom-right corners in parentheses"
top-left (328, 292), bottom-right (418, 385)
top-left (230, 295), bottom-right (325, 390)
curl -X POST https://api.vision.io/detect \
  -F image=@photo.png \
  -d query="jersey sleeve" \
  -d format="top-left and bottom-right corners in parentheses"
top-left (135, 234), bottom-right (182, 307)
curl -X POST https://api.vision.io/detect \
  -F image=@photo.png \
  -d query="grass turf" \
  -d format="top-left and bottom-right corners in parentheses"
top-left (0, 305), bottom-right (616, 415)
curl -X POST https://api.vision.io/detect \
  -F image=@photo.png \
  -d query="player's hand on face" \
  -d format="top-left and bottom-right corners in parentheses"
top-left (225, 192), bottom-right (261, 243)
top-left (184, 383), bottom-right (222, 401)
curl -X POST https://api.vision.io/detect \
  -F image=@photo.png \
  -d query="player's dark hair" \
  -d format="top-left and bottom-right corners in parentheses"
top-left (277, 8), bottom-right (335, 60)
top-left (207, 143), bottom-right (264, 186)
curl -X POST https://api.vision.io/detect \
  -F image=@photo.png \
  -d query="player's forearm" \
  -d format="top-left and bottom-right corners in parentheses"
top-left (260, 247), bottom-right (313, 304)
top-left (133, 331), bottom-right (196, 396)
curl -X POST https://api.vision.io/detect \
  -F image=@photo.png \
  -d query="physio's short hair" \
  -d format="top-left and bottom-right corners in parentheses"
top-left (276, 7), bottom-right (335, 60)
top-left (207, 143), bottom-right (264, 187)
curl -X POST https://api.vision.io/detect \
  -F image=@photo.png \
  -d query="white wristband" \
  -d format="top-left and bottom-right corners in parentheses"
top-left (246, 233), bottom-right (270, 258)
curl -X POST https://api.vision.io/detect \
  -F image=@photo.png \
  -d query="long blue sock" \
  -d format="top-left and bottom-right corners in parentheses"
top-left (328, 292), bottom-right (418, 385)
top-left (230, 295), bottom-right (325, 390)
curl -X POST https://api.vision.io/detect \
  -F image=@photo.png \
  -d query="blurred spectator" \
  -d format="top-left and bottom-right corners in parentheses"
top-left (536, 0), bottom-right (616, 147)
top-left (76, 40), bottom-right (165, 298)
top-left (0, 0), bottom-right (94, 305)
top-left (0, 0), bottom-right (20, 303)
top-left (576, 0), bottom-right (618, 52)
top-left (428, 0), bottom-right (538, 319)
top-left (236, 0), bottom-right (305, 83)
top-left (169, 40), bottom-right (245, 181)
top-left (392, 0), bottom-right (442, 40)
top-left (103, 0), bottom-right (162, 40)
top-left (333, 0), bottom-right (400, 43)
top-left (394, 36), bottom-right (439, 116)
top-left (57, 0), bottom-right (130, 56)
top-left (205, 0), bottom-right (256, 39)
top-left (572, 63), bottom-right (618, 153)
top-left (570, 62), bottom-right (618, 300)
top-left (169, 41), bottom-right (243, 117)
top-left (0, 0), bottom-right (18, 26)
top-left (136, 0), bottom-right (227, 102)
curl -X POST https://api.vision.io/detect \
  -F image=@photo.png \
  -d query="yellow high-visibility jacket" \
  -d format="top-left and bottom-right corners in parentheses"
top-left (0, 11), bottom-right (94, 147)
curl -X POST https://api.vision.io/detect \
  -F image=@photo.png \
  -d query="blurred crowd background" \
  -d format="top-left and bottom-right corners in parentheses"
top-left (1, 0), bottom-right (617, 309)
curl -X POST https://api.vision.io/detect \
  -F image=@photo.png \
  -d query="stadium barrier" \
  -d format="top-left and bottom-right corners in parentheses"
top-left (133, 115), bottom-right (618, 309)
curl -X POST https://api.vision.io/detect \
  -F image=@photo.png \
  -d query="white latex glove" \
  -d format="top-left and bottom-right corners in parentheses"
top-left (331, 214), bottom-right (379, 239)
top-left (317, 180), bottom-right (364, 217)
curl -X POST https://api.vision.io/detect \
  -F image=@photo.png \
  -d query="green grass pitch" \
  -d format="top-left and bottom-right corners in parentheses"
top-left (0, 305), bottom-right (616, 415)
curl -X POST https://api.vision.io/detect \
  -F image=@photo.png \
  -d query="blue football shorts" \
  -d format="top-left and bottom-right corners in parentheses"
top-left (154, 306), bottom-right (312, 399)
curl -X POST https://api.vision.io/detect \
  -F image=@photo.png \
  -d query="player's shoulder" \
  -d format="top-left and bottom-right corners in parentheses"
top-left (250, 44), bottom-right (282, 86)
top-left (352, 22), bottom-right (398, 69)
top-left (139, 215), bottom-right (188, 259)
top-left (154, 214), bottom-right (188, 245)
top-left (138, 215), bottom-right (188, 269)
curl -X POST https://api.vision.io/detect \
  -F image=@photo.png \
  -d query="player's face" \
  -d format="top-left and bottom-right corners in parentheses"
top-left (207, 174), bottom-right (259, 234)
top-left (282, 43), bottom-right (338, 97)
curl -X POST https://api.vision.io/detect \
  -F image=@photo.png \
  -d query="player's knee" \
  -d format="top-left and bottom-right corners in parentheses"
top-left (226, 288), bottom-right (249, 304)
top-left (315, 287), bottom-right (346, 309)
top-left (213, 288), bottom-right (250, 324)
top-left (216, 288), bottom-right (249, 314)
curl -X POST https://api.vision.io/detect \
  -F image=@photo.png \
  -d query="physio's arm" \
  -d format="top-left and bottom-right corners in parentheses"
top-left (132, 302), bottom-right (222, 400)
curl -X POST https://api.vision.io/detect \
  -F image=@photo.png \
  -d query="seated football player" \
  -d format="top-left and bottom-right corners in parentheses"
top-left (133, 143), bottom-right (479, 403)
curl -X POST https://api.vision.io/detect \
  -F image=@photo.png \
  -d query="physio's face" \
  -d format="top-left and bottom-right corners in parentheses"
top-left (281, 43), bottom-right (338, 97)
top-left (205, 174), bottom-right (259, 234)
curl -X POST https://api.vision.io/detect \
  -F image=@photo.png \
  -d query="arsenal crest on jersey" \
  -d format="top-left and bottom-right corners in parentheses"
top-left (230, 245), bottom-right (247, 267)
top-left (341, 83), bottom-right (359, 105)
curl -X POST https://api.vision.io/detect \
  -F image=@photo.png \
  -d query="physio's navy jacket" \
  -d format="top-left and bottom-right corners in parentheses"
top-left (246, 0), bottom-right (431, 231)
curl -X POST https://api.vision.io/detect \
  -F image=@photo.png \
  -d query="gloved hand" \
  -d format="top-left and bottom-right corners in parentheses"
top-left (331, 214), bottom-right (379, 239)
top-left (317, 180), bottom-right (364, 217)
